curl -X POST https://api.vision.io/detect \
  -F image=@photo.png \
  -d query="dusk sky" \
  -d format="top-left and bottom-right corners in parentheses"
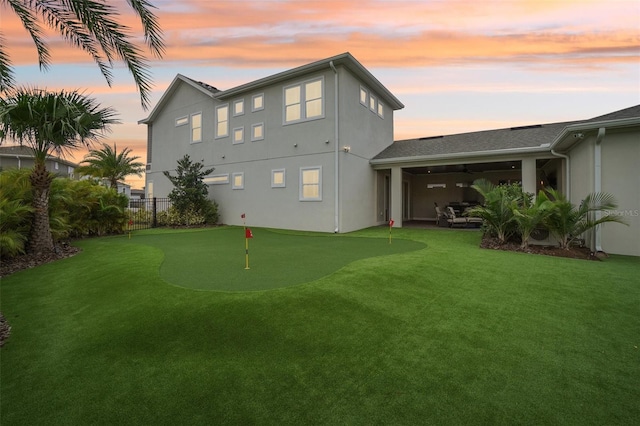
top-left (3, 0), bottom-right (639, 188)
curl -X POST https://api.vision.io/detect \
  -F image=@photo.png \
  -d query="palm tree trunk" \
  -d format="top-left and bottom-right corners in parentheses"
top-left (28, 163), bottom-right (55, 255)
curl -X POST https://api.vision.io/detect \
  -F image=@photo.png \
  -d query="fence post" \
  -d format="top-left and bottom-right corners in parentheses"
top-left (152, 197), bottom-right (158, 228)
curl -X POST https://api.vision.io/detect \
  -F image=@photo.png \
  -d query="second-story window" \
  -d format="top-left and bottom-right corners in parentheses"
top-left (284, 78), bottom-right (323, 124)
top-left (233, 99), bottom-right (244, 116)
top-left (191, 112), bottom-right (202, 143)
top-left (216, 105), bottom-right (229, 138)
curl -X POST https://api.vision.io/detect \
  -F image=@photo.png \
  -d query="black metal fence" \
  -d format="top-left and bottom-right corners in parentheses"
top-left (126, 197), bottom-right (172, 230)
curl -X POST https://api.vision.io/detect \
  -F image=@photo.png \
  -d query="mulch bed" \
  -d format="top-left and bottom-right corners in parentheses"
top-left (480, 235), bottom-right (600, 261)
top-left (0, 242), bottom-right (81, 278)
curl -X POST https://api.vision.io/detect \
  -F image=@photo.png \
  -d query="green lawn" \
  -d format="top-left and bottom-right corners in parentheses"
top-left (1, 227), bottom-right (639, 425)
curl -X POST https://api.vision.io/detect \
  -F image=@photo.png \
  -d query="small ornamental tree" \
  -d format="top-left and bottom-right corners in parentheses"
top-left (163, 155), bottom-right (218, 225)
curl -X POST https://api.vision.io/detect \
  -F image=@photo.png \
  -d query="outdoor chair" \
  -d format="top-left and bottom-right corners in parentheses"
top-left (435, 206), bottom-right (450, 227)
top-left (446, 207), bottom-right (470, 228)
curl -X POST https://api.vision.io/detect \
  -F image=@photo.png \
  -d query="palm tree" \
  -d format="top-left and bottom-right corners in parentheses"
top-left (466, 178), bottom-right (522, 244)
top-left (0, 87), bottom-right (119, 254)
top-left (543, 188), bottom-right (627, 250)
top-left (0, 0), bottom-right (164, 109)
top-left (78, 143), bottom-right (144, 189)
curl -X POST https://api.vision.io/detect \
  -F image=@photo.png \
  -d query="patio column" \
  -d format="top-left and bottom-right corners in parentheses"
top-left (391, 166), bottom-right (403, 227)
top-left (521, 158), bottom-right (537, 198)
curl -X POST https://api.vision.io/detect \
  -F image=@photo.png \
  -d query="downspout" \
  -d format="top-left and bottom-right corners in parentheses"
top-left (550, 149), bottom-right (570, 202)
top-left (330, 60), bottom-right (339, 233)
top-left (594, 127), bottom-right (606, 252)
top-left (15, 156), bottom-right (21, 169)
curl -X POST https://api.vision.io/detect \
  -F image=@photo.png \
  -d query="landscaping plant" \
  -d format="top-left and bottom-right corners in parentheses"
top-left (466, 179), bottom-right (522, 244)
top-left (0, 88), bottom-right (118, 254)
top-left (163, 155), bottom-right (219, 226)
top-left (543, 188), bottom-right (627, 249)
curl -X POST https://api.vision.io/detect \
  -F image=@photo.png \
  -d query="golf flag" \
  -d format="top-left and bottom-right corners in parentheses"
top-left (244, 227), bottom-right (253, 269)
top-left (241, 213), bottom-right (245, 219)
top-left (388, 219), bottom-right (394, 244)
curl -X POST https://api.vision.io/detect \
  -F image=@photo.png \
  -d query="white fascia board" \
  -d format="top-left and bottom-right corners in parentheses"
top-left (550, 117), bottom-right (640, 151)
top-left (370, 145), bottom-right (551, 167)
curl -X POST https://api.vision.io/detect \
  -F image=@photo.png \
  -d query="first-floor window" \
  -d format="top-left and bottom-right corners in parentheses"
top-left (147, 181), bottom-right (154, 199)
top-left (271, 169), bottom-right (286, 188)
top-left (300, 166), bottom-right (322, 201)
top-left (232, 172), bottom-right (244, 189)
top-left (204, 174), bottom-right (229, 185)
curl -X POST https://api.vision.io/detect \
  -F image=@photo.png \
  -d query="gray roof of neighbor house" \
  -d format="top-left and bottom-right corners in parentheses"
top-left (0, 145), bottom-right (78, 165)
top-left (139, 52), bottom-right (403, 124)
top-left (372, 104), bottom-right (640, 163)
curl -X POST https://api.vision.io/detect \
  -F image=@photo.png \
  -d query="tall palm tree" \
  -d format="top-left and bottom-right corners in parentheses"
top-left (0, 87), bottom-right (119, 255)
top-left (78, 143), bottom-right (144, 189)
top-left (0, 0), bottom-right (164, 109)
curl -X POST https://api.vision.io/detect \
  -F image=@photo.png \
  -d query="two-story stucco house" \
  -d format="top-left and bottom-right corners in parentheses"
top-left (140, 52), bottom-right (403, 233)
top-left (140, 52), bottom-right (639, 257)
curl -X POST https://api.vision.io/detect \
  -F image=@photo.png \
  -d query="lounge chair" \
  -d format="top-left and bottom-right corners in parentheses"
top-left (445, 207), bottom-right (468, 227)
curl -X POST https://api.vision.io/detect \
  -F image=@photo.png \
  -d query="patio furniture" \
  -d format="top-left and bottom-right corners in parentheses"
top-left (435, 206), bottom-right (450, 227)
top-left (446, 207), bottom-right (468, 228)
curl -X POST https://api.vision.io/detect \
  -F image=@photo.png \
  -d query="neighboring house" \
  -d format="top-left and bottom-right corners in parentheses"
top-left (0, 145), bottom-right (78, 179)
top-left (140, 52), bottom-right (639, 257)
top-left (130, 188), bottom-right (145, 200)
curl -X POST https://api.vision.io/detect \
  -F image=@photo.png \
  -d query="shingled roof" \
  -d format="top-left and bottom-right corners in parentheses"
top-left (373, 104), bottom-right (639, 162)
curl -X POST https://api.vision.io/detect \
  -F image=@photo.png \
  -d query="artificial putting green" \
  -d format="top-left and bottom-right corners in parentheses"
top-left (128, 227), bottom-right (426, 291)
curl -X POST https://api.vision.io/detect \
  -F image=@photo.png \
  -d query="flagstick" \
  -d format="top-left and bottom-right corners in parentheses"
top-left (389, 224), bottom-right (392, 244)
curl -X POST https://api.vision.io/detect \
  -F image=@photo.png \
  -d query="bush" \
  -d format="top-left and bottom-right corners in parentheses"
top-left (157, 201), bottom-right (218, 227)
top-left (0, 169), bottom-right (129, 258)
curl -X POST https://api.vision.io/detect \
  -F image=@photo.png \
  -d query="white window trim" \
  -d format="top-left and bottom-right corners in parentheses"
top-left (252, 93), bottom-right (264, 112)
top-left (204, 174), bottom-right (230, 185)
top-left (233, 126), bottom-right (244, 144)
top-left (299, 166), bottom-right (322, 201)
top-left (271, 169), bottom-right (286, 188)
top-left (377, 102), bottom-right (384, 119)
top-left (191, 112), bottom-right (202, 143)
top-left (233, 99), bottom-right (245, 117)
top-left (359, 86), bottom-right (368, 106)
top-left (215, 104), bottom-right (229, 139)
top-left (251, 122), bottom-right (264, 141)
top-left (283, 76), bottom-right (325, 125)
top-left (175, 116), bottom-right (188, 126)
top-left (232, 172), bottom-right (244, 190)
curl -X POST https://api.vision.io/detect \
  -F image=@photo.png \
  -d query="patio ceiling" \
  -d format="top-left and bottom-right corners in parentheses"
top-left (403, 160), bottom-right (521, 175)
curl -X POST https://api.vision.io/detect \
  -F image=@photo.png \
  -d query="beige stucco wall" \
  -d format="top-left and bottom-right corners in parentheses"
top-left (569, 128), bottom-right (639, 256)
top-left (599, 130), bottom-right (640, 256)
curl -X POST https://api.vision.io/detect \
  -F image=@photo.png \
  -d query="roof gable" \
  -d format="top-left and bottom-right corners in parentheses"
top-left (138, 74), bottom-right (220, 124)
